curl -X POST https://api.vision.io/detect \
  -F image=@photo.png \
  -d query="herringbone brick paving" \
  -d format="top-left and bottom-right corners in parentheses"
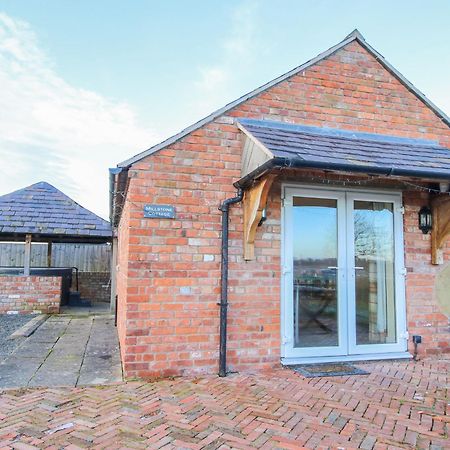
top-left (0, 357), bottom-right (448, 449)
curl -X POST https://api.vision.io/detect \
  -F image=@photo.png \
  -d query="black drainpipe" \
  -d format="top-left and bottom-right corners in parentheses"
top-left (218, 188), bottom-right (244, 377)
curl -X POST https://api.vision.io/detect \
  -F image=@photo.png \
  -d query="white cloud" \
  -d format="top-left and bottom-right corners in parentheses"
top-left (191, 0), bottom-right (260, 115)
top-left (0, 12), bottom-right (159, 219)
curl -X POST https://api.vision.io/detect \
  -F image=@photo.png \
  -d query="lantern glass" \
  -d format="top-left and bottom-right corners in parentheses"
top-left (418, 206), bottom-right (432, 234)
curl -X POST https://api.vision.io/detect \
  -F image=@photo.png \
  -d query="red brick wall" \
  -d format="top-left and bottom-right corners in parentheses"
top-left (116, 40), bottom-right (450, 379)
top-left (403, 191), bottom-right (450, 356)
top-left (0, 275), bottom-right (62, 314)
top-left (117, 200), bottom-right (132, 367)
top-left (78, 271), bottom-right (111, 303)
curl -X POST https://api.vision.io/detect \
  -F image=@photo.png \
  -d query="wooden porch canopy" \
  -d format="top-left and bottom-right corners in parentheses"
top-left (235, 119), bottom-right (450, 263)
top-left (0, 182), bottom-right (112, 274)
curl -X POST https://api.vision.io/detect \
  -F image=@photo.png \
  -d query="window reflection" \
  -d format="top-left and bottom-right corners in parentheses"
top-left (293, 197), bottom-right (339, 348)
top-left (354, 201), bottom-right (396, 345)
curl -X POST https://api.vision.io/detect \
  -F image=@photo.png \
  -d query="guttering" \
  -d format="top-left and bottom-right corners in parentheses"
top-left (234, 157), bottom-right (450, 189)
top-left (109, 167), bottom-right (129, 227)
top-left (218, 188), bottom-right (244, 377)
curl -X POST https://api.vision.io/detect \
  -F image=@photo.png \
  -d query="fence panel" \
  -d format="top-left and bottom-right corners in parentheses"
top-left (0, 242), bottom-right (110, 272)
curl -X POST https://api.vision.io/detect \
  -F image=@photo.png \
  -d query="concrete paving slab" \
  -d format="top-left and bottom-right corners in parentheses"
top-left (85, 345), bottom-right (119, 358)
top-left (0, 357), bottom-right (43, 388)
top-left (0, 313), bottom-right (122, 389)
top-left (49, 347), bottom-right (86, 358)
top-left (28, 369), bottom-right (79, 388)
top-left (40, 319), bottom-right (69, 326)
top-left (55, 334), bottom-right (91, 345)
top-left (42, 354), bottom-right (84, 368)
top-left (60, 303), bottom-right (111, 315)
top-left (28, 323), bottom-right (66, 333)
top-left (16, 341), bottom-right (54, 358)
top-left (31, 325), bottom-right (67, 343)
top-left (78, 356), bottom-right (122, 386)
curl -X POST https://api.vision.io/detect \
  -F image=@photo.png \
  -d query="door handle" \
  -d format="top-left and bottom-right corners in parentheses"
top-left (354, 266), bottom-right (364, 270)
top-left (327, 266), bottom-right (339, 270)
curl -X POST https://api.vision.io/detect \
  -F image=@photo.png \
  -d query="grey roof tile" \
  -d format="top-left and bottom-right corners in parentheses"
top-left (238, 119), bottom-right (450, 179)
top-left (0, 182), bottom-right (112, 238)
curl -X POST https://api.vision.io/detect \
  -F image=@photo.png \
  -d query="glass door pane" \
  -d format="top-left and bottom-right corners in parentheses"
top-left (292, 197), bottom-right (339, 348)
top-left (353, 201), bottom-right (396, 345)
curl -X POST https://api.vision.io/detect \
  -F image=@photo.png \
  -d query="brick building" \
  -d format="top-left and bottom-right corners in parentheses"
top-left (110, 30), bottom-right (450, 380)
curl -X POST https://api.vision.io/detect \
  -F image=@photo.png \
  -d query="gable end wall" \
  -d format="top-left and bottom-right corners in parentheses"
top-left (116, 41), bottom-right (450, 379)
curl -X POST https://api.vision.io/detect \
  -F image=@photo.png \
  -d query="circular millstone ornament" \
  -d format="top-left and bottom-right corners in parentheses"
top-left (435, 263), bottom-right (450, 316)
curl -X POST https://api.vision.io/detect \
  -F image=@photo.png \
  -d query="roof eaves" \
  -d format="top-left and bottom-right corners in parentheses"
top-left (234, 156), bottom-right (450, 189)
top-left (117, 32), bottom-right (360, 168)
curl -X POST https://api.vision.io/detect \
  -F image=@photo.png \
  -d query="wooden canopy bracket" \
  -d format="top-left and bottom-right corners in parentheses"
top-left (431, 195), bottom-right (450, 265)
top-left (243, 175), bottom-right (277, 261)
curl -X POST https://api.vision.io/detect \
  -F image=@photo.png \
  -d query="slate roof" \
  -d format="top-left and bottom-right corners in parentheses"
top-left (237, 119), bottom-right (450, 185)
top-left (0, 182), bottom-right (112, 238)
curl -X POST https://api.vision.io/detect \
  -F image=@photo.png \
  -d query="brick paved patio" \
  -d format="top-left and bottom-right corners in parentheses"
top-left (0, 357), bottom-right (448, 449)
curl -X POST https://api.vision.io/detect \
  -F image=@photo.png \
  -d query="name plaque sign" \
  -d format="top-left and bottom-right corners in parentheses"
top-left (144, 204), bottom-right (176, 219)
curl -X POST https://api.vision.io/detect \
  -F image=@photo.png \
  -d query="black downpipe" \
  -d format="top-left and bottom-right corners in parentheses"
top-left (218, 188), bottom-right (244, 377)
top-left (114, 294), bottom-right (118, 327)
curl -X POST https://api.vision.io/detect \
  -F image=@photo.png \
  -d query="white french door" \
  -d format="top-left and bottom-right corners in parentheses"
top-left (281, 186), bottom-right (407, 362)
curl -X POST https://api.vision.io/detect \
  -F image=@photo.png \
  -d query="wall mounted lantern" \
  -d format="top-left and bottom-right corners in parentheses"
top-left (418, 206), bottom-right (432, 234)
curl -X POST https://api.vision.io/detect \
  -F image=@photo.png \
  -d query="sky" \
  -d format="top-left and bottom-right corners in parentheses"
top-left (0, 0), bottom-right (449, 219)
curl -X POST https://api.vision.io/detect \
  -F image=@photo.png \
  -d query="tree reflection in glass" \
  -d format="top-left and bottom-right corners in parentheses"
top-left (292, 197), bottom-right (339, 348)
top-left (354, 201), bottom-right (396, 345)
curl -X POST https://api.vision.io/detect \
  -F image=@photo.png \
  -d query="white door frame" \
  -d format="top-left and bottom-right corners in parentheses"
top-left (346, 191), bottom-right (407, 355)
top-left (282, 187), bottom-right (347, 358)
top-left (281, 184), bottom-right (409, 364)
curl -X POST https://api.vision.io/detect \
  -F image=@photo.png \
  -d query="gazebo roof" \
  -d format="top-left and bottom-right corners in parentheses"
top-left (0, 182), bottom-right (112, 240)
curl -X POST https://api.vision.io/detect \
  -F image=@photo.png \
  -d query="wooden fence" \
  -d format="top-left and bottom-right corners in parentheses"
top-left (0, 242), bottom-right (111, 272)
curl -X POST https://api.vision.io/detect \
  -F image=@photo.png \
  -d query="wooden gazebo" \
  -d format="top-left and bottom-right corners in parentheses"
top-left (0, 181), bottom-right (112, 274)
top-left (0, 182), bottom-right (112, 313)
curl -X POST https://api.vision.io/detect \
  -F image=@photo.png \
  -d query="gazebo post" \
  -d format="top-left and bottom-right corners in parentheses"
top-left (24, 234), bottom-right (32, 276)
top-left (47, 242), bottom-right (53, 268)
